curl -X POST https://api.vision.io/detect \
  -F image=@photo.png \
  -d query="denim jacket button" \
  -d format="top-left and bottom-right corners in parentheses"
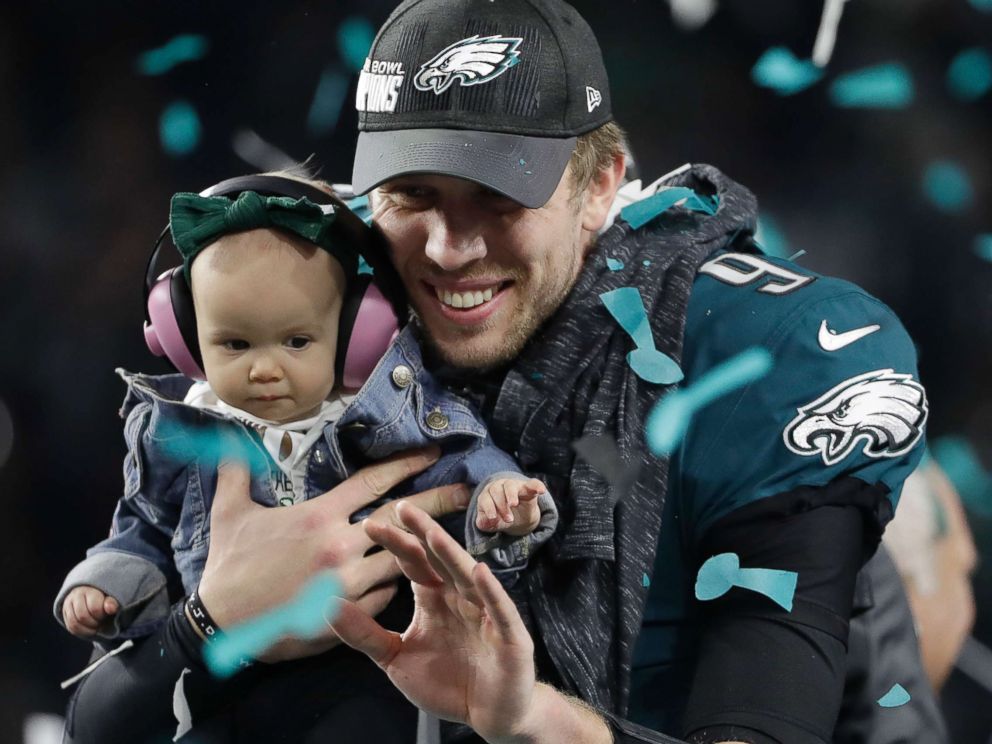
top-left (425, 408), bottom-right (449, 431)
top-left (391, 365), bottom-right (414, 389)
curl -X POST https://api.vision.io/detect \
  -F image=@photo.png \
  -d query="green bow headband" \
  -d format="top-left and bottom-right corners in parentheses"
top-left (169, 190), bottom-right (359, 284)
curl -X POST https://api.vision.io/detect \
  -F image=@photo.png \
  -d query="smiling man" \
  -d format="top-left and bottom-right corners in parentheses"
top-left (337, 0), bottom-right (933, 743)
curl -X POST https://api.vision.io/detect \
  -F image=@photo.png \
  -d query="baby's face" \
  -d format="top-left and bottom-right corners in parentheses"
top-left (191, 229), bottom-right (346, 424)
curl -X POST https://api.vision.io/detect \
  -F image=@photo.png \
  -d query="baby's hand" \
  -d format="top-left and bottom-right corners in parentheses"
top-left (475, 477), bottom-right (547, 537)
top-left (62, 586), bottom-right (119, 638)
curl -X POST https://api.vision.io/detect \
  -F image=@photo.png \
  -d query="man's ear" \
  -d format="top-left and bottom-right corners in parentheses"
top-left (580, 151), bottom-right (626, 233)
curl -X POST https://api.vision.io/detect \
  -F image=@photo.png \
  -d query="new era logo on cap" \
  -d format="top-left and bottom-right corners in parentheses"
top-left (586, 86), bottom-right (602, 112)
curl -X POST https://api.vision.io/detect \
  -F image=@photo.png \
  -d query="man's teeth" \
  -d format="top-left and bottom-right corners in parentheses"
top-left (436, 286), bottom-right (497, 309)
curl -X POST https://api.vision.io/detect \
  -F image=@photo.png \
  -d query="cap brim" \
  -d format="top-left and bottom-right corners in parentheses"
top-left (352, 129), bottom-right (577, 209)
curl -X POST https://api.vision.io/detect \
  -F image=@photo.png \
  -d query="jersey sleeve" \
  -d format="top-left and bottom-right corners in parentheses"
top-left (676, 255), bottom-right (928, 543)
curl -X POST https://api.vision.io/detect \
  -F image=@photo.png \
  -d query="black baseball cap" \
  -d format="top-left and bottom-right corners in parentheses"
top-left (352, 0), bottom-right (612, 208)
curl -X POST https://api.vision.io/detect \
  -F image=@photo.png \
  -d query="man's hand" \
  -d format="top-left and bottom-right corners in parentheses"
top-left (196, 446), bottom-right (470, 662)
top-left (330, 502), bottom-right (612, 744)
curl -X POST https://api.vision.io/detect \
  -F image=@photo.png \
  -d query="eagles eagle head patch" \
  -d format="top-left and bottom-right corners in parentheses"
top-left (414, 35), bottom-right (522, 95)
top-left (783, 369), bottom-right (928, 466)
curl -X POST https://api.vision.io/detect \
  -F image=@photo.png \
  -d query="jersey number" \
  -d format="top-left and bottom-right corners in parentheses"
top-left (699, 253), bottom-right (815, 295)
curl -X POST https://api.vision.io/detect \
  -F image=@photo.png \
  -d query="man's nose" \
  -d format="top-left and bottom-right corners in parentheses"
top-left (248, 354), bottom-right (283, 383)
top-left (424, 215), bottom-right (487, 271)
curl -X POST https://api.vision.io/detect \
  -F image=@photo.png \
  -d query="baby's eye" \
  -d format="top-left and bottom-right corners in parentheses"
top-left (223, 339), bottom-right (249, 351)
top-left (287, 336), bottom-right (311, 350)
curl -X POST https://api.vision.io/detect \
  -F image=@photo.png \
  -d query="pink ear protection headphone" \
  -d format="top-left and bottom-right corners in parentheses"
top-left (143, 174), bottom-right (405, 390)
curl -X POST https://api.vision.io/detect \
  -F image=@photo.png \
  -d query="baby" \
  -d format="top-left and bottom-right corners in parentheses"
top-left (54, 175), bottom-right (555, 723)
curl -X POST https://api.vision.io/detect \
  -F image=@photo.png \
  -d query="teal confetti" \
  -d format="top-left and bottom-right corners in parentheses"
top-left (647, 347), bottom-right (773, 455)
top-left (695, 553), bottom-right (797, 611)
top-left (970, 0), bottom-right (992, 11)
top-left (357, 255), bottom-right (374, 275)
top-left (974, 234), bottom-right (992, 262)
top-left (922, 161), bottom-right (973, 213)
top-left (204, 571), bottom-right (341, 678)
top-left (642, 573), bottom-right (651, 588)
top-left (519, 158), bottom-right (527, 166)
top-left (337, 16), bottom-right (376, 72)
top-left (136, 34), bottom-right (209, 76)
top-left (621, 188), bottom-right (719, 230)
top-left (878, 684), bottom-right (911, 708)
top-left (643, 260), bottom-right (651, 267)
top-left (599, 288), bottom-right (684, 384)
top-left (154, 418), bottom-right (269, 477)
top-left (830, 63), bottom-right (914, 108)
top-left (930, 436), bottom-right (992, 515)
top-left (754, 216), bottom-right (789, 259)
top-left (307, 68), bottom-right (349, 137)
top-left (606, 257), bottom-right (624, 271)
top-left (751, 47), bottom-right (824, 96)
top-left (948, 48), bottom-right (992, 101)
top-left (530, 371), bottom-right (544, 380)
top-left (159, 100), bottom-right (201, 157)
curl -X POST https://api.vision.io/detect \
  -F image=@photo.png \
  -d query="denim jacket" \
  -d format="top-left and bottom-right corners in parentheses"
top-left (54, 326), bottom-right (557, 640)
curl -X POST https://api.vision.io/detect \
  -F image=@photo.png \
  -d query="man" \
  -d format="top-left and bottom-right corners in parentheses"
top-left (336, 0), bottom-right (929, 742)
top-left (64, 1), bottom-right (929, 742)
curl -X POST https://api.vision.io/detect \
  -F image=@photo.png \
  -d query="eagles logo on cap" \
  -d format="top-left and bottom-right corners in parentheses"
top-left (414, 35), bottom-right (523, 95)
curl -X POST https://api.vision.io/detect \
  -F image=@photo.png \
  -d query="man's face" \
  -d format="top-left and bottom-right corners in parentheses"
top-left (372, 167), bottom-right (593, 371)
top-left (191, 230), bottom-right (344, 424)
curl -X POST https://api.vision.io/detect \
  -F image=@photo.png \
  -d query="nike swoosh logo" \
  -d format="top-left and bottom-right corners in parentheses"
top-left (818, 320), bottom-right (881, 351)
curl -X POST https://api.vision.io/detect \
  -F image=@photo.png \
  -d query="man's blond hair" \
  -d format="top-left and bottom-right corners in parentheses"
top-left (567, 120), bottom-right (627, 199)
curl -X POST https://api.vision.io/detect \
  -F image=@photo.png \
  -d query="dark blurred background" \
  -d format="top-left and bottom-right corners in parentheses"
top-left (1, 1), bottom-right (990, 741)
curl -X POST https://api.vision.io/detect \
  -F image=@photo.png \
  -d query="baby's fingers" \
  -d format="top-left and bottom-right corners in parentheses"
top-left (475, 494), bottom-right (501, 532)
top-left (518, 478), bottom-right (547, 501)
top-left (81, 588), bottom-right (111, 622)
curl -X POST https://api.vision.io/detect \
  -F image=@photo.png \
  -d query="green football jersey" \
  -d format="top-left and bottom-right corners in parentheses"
top-left (630, 249), bottom-right (927, 730)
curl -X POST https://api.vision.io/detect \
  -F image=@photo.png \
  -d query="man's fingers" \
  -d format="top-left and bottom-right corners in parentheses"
top-left (474, 561), bottom-right (531, 644)
top-left (334, 447), bottom-right (442, 516)
top-left (345, 549), bottom-right (403, 597)
top-left (328, 598), bottom-right (402, 668)
top-left (365, 520), bottom-right (444, 586)
top-left (211, 460), bottom-right (255, 524)
top-left (393, 482), bottom-right (471, 522)
top-left (424, 525), bottom-right (482, 604)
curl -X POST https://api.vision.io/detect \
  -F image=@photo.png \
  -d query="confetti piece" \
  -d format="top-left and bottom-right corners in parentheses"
top-left (337, 16), bottom-right (376, 72)
top-left (812, 0), bottom-right (851, 68)
top-left (974, 234), bottom-right (992, 262)
top-left (947, 48), bottom-right (992, 101)
top-left (571, 433), bottom-right (641, 506)
top-left (519, 158), bottom-right (527, 166)
top-left (606, 257), bottom-right (624, 271)
top-left (646, 347), bottom-right (773, 456)
top-left (695, 553), bottom-right (797, 611)
top-left (599, 287), bottom-right (656, 350)
top-left (922, 160), bottom-right (973, 213)
top-left (307, 67), bottom-right (348, 136)
top-left (930, 436), bottom-right (992, 515)
top-left (357, 255), bottom-right (374, 275)
top-left (829, 63), bottom-right (914, 108)
top-left (754, 216), bottom-right (790, 258)
top-left (751, 47), bottom-right (824, 96)
top-left (970, 0), bottom-right (992, 11)
top-left (136, 34), bottom-right (209, 76)
top-left (159, 100), bottom-right (201, 157)
top-left (642, 573), bottom-right (651, 587)
top-left (878, 684), bottom-right (911, 708)
top-left (620, 188), bottom-right (719, 230)
top-left (154, 418), bottom-right (270, 476)
top-left (204, 571), bottom-right (341, 678)
top-left (530, 371), bottom-right (544, 380)
top-left (643, 260), bottom-right (651, 267)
